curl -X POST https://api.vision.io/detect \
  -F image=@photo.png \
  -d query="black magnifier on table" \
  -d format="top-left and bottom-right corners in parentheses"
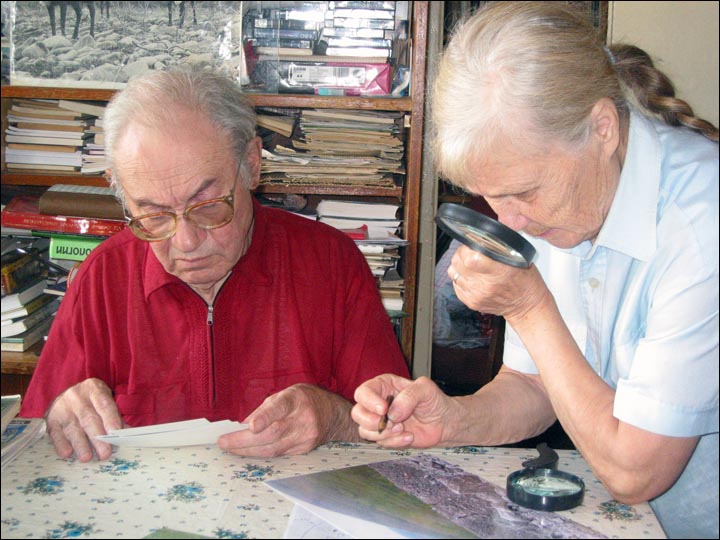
top-left (435, 203), bottom-right (536, 268)
top-left (506, 443), bottom-right (585, 512)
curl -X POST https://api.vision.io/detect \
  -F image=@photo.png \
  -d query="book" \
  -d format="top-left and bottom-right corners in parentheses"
top-left (58, 99), bottom-right (106, 117)
top-left (43, 276), bottom-right (68, 297)
top-left (7, 143), bottom-right (81, 153)
top-left (1, 314), bottom-right (53, 352)
top-left (0, 395), bottom-right (21, 435)
top-left (303, 108), bottom-right (398, 124)
top-left (1, 297), bottom-right (59, 337)
top-left (1, 236), bottom-right (49, 296)
top-left (0, 293), bottom-right (55, 322)
top-left (39, 185), bottom-right (124, 220)
top-left (10, 105), bottom-right (86, 119)
top-left (1, 196), bottom-right (126, 237)
top-left (0, 277), bottom-right (47, 314)
top-left (1, 418), bottom-right (47, 470)
top-left (256, 114), bottom-right (296, 137)
top-left (1, 251), bottom-right (44, 297)
top-left (256, 46), bottom-right (314, 57)
top-left (14, 122), bottom-right (87, 132)
top-left (5, 134), bottom-right (89, 146)
top-left (325, 46), bottom-right (391, 58)
top-left (49, 234), bottom-right (103, 262)
top-left (5, 148), bottom-right (83, 167)
top-left (6, 126), bottom-right (89, 141)
top-left (6, 164), bottom-right (81, 173)
top-left (316, 199), bottom-right (400, 219)
top-left (6, 114), bottom-right (89, 127)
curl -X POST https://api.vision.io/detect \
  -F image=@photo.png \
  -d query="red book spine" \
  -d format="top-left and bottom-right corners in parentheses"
top-left (1, 196), bottom-right (126, 237)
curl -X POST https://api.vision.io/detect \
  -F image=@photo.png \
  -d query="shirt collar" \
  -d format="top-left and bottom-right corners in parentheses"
top-left (143, 198), bottom-right (271, 301)
top-left (588, 111), bottom-right (661, 261)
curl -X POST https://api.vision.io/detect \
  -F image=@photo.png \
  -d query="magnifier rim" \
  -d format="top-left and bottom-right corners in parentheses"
top-left (506, 468), bottom-right (585, 512)
top-left (435, 203), bottom-right (536, 268)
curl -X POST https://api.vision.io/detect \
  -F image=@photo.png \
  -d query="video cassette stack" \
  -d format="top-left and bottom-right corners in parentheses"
top-left (244, 1), bottom-right (409, 96)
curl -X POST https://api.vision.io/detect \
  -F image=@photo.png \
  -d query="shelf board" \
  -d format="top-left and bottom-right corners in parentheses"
top-left (0, 173), bottom-right (109, 187)
top-left (2, 86), bottom-right (412, 111)
top-left (1, 173), bottom-right (403, 198)
top-left (255, 183), bottom-right (402, 197)
top-left (1, 345), bottom-right (41, 375)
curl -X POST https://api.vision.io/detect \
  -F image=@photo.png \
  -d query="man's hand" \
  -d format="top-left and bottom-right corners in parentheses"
top-left (217, 384), bottom-right (359, 457)
top-left (45, 378), bottom-right (123, 462)
top-left (351, 374), bottom-right (456, 449)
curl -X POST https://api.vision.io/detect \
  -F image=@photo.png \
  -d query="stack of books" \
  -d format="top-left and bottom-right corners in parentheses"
top-left (246, 3), bottom-right (326, 57)
top-left (315, 199), bottom-right (406, 315)
top-left (1, 190), bottom-right (125, 305)
top-left (1, 237), bottom-right (60, 353)
top-left (4, 99), bottom-right (91, 174)
top-left (3, 98), bottom-right (107, 176)
top-left (244, 2), bottom-right (408, 96)
top-left (261, 108), bottom-right (404, 189)
top-left (54, 100), bottom-right (109, 175)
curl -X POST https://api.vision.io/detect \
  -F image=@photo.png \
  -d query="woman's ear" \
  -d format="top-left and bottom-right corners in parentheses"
top-left (590, 97), bottom-right (621, 159)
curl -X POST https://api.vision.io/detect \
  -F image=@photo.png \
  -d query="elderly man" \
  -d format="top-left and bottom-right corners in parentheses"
top-left (21, 66), bottom-right (409, 460)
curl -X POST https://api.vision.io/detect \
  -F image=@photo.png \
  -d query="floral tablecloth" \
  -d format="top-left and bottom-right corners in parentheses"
top-left (1, 435), bottom-right (666, 539)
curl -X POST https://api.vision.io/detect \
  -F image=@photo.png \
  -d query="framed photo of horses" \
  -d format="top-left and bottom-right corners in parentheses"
top-left (5, 1), bottom-right (249, 88)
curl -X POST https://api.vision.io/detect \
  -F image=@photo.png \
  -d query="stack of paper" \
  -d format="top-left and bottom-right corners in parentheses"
top-left (2, 418), bottom-right (46, 470)
top-left (260, 108), bottom-right (405, 189)
top-left (95, 418), bottom-right (249, 448)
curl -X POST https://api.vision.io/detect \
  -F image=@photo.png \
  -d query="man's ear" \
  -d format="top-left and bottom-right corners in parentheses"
top-left (590, 97), bottom-right (621, 158)
top-left (245, 136), bottom-right (262, 190)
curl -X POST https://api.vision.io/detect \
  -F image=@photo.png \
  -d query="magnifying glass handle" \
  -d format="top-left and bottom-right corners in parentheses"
top-left (521, 442), bottom-right (559, 470)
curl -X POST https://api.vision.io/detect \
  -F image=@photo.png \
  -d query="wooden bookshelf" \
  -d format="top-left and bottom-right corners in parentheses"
top-left (0, 344), bottom-right (41, 398)
top-left (1, 1), bottom-right (428, 367)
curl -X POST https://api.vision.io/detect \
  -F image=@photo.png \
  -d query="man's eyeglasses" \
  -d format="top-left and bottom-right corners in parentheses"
top-left (126, 172), bottom-right (239, 242)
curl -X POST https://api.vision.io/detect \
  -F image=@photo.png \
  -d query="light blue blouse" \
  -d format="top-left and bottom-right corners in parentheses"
top-left (502, 112), bottom-right (718, 538)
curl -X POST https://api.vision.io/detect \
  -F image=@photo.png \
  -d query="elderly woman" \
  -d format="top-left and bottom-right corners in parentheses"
top-left (352, 3), bottom-right (718, 538)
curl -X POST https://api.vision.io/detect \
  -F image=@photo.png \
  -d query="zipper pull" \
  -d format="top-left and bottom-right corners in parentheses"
top-left (207, 305), bottom-right (214, 325)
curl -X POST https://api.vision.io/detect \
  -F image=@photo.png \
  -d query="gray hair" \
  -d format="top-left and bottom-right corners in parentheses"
top-left (103, 66), bottom-right (257, 205)
top-left (432, 1), bottom-right (717, 190)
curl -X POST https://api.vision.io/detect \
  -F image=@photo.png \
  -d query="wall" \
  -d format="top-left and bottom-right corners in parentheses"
top-left (609, 1), bottom-right (719, 127)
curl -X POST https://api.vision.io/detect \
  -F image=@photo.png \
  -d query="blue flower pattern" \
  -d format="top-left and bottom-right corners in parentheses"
top-left (163, 481), bottom-right (206, 502)
top-left (215, 527), bottom-right (249, 538)
top-left (98, 458), bottom-right (140, 476)
top-left (233, 464), bottom-right (275, 482)
top-left (2, 440), bottom-right (664, 538)
top-left (45, 520), bottom-right (95, 538)
top-left (598, 500), bottom-right (642, 521)
top-left (20, 475), bottom-right (65, 496)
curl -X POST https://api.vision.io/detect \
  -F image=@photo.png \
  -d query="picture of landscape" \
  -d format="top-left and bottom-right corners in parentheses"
top-left (267, 454), bottom-right (607, 539)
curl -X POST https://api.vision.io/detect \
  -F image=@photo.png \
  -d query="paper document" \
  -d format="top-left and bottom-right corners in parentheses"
top-left (95, 418), bottom-right (248, 448)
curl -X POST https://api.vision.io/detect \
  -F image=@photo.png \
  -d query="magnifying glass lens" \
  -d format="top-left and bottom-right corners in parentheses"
top-left (435, 203), bottom-right (536, 268)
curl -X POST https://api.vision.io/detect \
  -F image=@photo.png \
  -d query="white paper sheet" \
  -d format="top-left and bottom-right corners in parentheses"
top-left (95, 418), bottom-right (249, 448)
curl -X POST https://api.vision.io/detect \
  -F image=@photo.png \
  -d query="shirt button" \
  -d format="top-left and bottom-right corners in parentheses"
top-left (588, 278), bottom-right (600, 289)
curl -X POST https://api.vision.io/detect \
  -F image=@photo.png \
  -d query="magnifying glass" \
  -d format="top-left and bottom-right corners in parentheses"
top-left (506, 443), bottom-right (585, 512)
top-left (435, 203), bottom-right (536, 268)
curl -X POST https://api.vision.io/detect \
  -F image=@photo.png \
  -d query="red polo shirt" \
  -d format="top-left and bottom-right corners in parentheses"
top-left (21, 200), bottom-right (409, 425)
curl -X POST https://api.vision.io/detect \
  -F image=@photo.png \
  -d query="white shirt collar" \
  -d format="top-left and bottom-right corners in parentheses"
top-left (588, 111), bottom-right (661, 261)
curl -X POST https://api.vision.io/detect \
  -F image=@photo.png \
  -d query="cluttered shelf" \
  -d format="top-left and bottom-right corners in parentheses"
top-left (1, 1), bottom-right (427, 364)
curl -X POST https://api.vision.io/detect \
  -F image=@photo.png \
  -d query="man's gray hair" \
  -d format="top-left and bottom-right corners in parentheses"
top-left (103, 66), bottom-right (257, 205)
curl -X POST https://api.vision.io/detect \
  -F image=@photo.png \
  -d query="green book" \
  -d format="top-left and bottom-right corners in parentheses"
top-left (49, 234), bottom-right (103, 262)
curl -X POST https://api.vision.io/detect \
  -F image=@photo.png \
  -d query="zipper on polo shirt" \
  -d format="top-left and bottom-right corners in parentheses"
top-left (207, 305), bottom-right (214, 325)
